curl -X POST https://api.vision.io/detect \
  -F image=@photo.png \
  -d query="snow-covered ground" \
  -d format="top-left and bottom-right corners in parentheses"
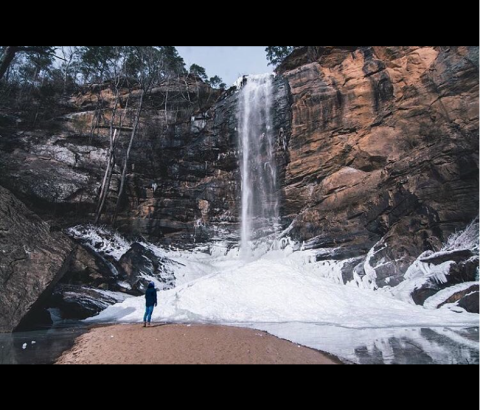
top-left (91, 248), bottom-right (478, 327)
top-left (71, 224), bottom-right (479, 364)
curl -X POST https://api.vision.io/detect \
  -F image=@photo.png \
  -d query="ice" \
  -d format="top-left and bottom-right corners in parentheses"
top-left (91, 249), bottom-right (478, 329)
top-left (75, 220), bottom-right (479, 364)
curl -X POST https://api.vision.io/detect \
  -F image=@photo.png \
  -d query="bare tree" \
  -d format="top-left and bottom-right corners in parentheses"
top-left (112, 46), bottom-right (162, 224)
top-left (60, 46), bottom-right (79, 95)
top-left (94, 78), bottom-right (131, 224)
top-left (94, 48), bottom-right (130, 224)
top-left (112, 90), bottom-right (144, 224)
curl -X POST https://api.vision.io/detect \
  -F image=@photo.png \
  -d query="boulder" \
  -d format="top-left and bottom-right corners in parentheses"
top-left (119, 243), bottom-right (176, 293)
top-left (49, 284), bottom-right (120, 320)
top-left (0, 186), bottom-right (74, 332)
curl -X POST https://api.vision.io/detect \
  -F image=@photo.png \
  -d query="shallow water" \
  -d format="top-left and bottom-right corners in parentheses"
top-left (249, 323), bottom-right (480, 365)
top-left (1, 321), bottom-right (478, 364)
top-left (0, 324), bottom-right (87, 365)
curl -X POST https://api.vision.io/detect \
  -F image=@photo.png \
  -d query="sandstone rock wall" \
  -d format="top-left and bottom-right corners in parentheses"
top-left (279, 46), bottom-right (479, 284)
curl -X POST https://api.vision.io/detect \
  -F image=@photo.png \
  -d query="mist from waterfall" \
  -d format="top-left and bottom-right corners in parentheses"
top-left (237, 74), bottom-right (280, 256)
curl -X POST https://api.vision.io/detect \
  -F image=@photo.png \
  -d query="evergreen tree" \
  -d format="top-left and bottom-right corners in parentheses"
top-left (265, 46), bottom-right (295, 67)
top-left (189, 64), bottom-right (208, 82)
top-left (208, 75), bottom-right (226, 89)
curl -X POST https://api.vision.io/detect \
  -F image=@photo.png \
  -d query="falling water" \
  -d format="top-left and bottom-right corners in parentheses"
top-left (238, 74), bottom-right (279, 255)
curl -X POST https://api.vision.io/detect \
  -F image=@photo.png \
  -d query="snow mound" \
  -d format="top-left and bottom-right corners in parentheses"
top-left (91, 254), bottom-right (479, 329)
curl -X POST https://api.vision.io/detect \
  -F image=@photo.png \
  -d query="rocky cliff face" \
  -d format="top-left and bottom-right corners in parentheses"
top-left (278, 46), bottom-right (479, 286)
top-left (0, 78), bottom-right (232, 244)
top-left (0, 186), bottom-right (74, 332)
top-left (0, 75), bottom-right (291, 246)
top-left (0, 47), bottom-right (478, 320)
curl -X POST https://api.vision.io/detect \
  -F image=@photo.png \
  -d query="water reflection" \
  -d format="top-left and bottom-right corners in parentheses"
top-left (250, 324), bottom-right (479, 365)
top-left (2, 322), bottom-right (478, 364)
top-left (0, 324), bottom-right (87, 365)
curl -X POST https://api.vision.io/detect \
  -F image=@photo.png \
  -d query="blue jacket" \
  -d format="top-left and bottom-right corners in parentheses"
top-left (145, 287), bottom-right (157, 307)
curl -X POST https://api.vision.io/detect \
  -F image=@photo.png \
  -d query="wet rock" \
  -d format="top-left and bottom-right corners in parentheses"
top-left (434, 284), bottom-right (479, 312)
top-left (420, 250), bottom-right (474, 265)
top-left (341, 257), bottom-right (365, 284)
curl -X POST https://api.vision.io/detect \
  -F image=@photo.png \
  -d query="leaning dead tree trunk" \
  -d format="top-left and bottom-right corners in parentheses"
top-left (89, 94), bottom-right (103, 144)
top-left (95, 129), bottom-right (117, 224)
top-left (94, 85), bottom-right (123, 224)
top-left (113, 90), bottom-right (145, 224)
top-left (94, 90), bottom-right (132, 224)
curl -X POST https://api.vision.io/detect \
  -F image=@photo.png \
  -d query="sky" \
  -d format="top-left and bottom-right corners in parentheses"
top-left (175, 46), bottom-right (271, 86)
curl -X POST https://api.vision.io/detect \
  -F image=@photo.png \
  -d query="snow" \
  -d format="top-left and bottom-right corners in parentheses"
top-left (91, 249), bottom-right (479, 329)
top-left (73, 223), bottom-right (478, 363)
top-left (22, 344), bottom-right (27, 350)
top-left (443, 218), bottom-right (479, 253)
top-left (91, 289), bottom-right (133, 303)
top-left (67, 225), bottom-right (131, 261)
top-left (117, 282), bottom-right (133, 291)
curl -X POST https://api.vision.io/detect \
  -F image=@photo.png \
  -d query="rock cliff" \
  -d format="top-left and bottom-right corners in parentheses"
top-left (0, 46), bottom-right (478, 328)
top-left (279, 46), bottom-right (479, 285)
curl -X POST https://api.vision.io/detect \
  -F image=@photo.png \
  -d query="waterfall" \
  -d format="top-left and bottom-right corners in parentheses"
top-left (238, 74), bottom-right (279, 255)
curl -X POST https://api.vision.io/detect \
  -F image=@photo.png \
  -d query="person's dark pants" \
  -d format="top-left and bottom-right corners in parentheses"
top-left (144, 306), bottom-right (154, 323)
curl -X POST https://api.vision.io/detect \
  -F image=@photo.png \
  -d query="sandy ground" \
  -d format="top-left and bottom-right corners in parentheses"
top-left (56, 324), bottom-right (341, 365)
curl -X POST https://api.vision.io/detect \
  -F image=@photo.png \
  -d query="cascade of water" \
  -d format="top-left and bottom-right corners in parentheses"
top-left (238, 74), bottom-right (279, 256)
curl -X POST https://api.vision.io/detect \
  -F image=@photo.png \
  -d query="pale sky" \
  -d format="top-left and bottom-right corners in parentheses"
top-left (175, 46), bottom-right (271, 86)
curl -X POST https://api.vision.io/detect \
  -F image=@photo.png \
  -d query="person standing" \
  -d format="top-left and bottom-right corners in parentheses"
top-left (143, 282), bottom-right (157, 327)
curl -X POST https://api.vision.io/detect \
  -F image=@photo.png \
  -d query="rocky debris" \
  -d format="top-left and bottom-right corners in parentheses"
top-left (49, 284), bottom-right (124, 320)
top-left (0, 186), bottom-right (74, 332)
top-left (118, 242), bottom-right (176, 293)
top-left (60, 245), bottom-right (119, 290)
top-left (43, 226), bottom-right (178, 321)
